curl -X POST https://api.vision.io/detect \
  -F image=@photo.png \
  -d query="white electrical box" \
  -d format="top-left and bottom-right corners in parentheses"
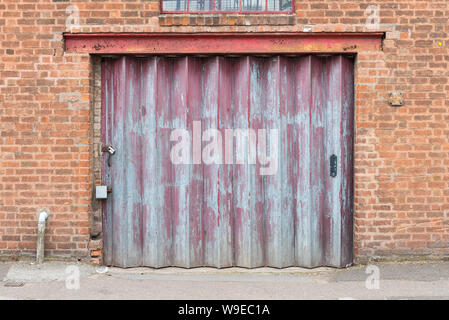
top-left (96, 186), bottom-right (108, 199)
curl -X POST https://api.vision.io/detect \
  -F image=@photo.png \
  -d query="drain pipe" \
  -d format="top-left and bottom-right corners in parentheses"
top-left (36, 209), bottom-right (49, 264)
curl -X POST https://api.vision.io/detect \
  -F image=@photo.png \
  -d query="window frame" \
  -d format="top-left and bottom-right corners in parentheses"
top-left (160, 0), bottom-right (295, 14)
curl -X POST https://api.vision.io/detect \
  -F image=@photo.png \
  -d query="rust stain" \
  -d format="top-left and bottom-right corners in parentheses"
top-left (102, 55), bottom-right (355, 268)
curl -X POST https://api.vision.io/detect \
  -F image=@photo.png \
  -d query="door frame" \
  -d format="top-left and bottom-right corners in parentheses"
top-left (64, 32), bottom-right (384, 265)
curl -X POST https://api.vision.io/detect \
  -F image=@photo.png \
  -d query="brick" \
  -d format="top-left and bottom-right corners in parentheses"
top-left (0, 0), bottom-right (448, 265)
top-left (90, 249), bottom-right (102, 257)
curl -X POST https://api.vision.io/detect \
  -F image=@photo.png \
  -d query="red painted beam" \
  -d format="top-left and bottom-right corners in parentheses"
top-left (64, 32), bottom-right (384, 55)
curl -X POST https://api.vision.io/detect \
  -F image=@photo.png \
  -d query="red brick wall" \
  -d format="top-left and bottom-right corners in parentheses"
top-left (0, 0), bottom-right (448, 262)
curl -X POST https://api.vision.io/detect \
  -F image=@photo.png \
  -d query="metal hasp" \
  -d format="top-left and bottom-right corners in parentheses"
top-left (101, 55), bottom-right (354, 269)
top-left (101, 144), bottom-right (116, 154)
top-left (101, 144), bottom-right (116, 167)
top-left (330, 154), bottom-right (337, 177)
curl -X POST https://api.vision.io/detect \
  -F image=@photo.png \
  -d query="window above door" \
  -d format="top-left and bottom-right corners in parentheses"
top-left (161, 0), bottom-right (293, 13)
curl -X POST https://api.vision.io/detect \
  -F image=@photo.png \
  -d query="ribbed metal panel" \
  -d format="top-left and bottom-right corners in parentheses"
top-left (101, 55), bottom-right (354, 268)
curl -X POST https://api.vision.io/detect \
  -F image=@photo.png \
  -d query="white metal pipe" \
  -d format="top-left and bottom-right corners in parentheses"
top-left (36, 210), bottom-right (49, 264)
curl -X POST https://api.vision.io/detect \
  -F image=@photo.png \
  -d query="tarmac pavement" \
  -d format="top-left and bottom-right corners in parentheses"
top-left (1, 260), bottom-right (449, 300)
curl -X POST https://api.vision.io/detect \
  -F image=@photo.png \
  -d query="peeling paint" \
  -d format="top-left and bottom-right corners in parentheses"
top-left (101, 55), bottom-right (354, 268)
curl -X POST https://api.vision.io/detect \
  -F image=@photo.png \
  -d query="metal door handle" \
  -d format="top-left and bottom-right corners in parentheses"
top-left (330, 154), bottom-right (337, 177)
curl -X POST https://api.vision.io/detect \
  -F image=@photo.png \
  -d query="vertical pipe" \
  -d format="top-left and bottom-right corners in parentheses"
top-left (36, 210), bottom-right (49, 264)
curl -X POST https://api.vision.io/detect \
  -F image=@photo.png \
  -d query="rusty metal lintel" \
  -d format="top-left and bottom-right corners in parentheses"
top-left (64, 32), bottom-right (384, 55)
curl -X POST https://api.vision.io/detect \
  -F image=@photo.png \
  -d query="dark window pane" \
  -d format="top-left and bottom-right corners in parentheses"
top-left (267, 0), bottom-right (292, 11)
top-left (241, 0), bottom-right (265, 11)
top-left (189, 0), bottom-right (214, 11)
top-left (216, 0), bottom-right (239, 11)
top-left (163, 0), bottom-right (188, 11)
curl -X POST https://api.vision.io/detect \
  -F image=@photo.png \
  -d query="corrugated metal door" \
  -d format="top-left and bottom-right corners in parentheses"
top-left (101, 55), bottom-right (354, 268)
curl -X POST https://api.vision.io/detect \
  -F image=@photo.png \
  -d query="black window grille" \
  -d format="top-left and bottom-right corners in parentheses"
top-left (161, 0), bottom-right (293, 13)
